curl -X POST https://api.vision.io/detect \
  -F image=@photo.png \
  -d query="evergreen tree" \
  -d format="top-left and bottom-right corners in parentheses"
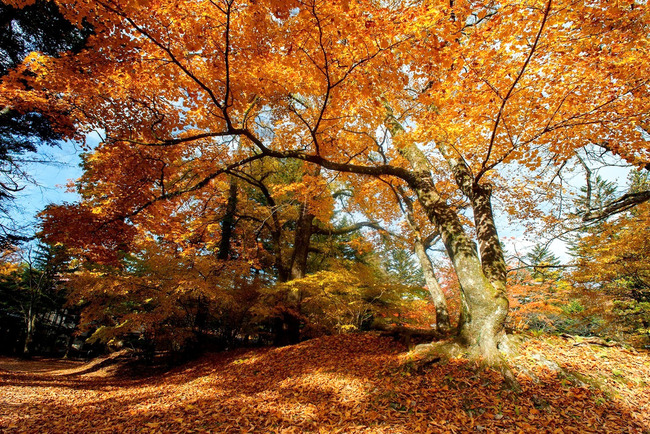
top-left (0, 0), bottom-right (91, 246)
top-left (0, 242), bottom-right (72, 356)
top-left (525, 244), bottom-right (561, 282)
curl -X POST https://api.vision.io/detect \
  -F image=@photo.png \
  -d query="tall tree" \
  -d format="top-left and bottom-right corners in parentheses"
top-left (569, 172), bottom-right (650, 344)
top-left (524, 244), bottom-right (561, 282)
top-left (16, 0), bottom-right (649, 368)
top-left (0, 0), bottom-right (91, 244)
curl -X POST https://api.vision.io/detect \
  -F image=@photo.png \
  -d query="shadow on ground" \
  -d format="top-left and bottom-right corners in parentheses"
top-left (1, 333), bottom-right (647, 433)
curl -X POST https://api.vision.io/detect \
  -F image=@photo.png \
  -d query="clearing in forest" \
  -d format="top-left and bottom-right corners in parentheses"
top-left (1, 333), bottom-right (648, 433)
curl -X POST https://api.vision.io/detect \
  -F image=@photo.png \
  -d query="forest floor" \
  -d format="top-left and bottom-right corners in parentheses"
top-left (0, 332), bottom-right (649, 433)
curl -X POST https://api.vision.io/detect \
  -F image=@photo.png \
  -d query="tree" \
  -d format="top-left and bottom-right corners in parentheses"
top-left (256, 261), bottom-right (430, 337)
top-left (47, 151), bottom-right (389, 349)
top-left (524, 244), bottom-right (561, 282)
top-left (365, 184), bottom-right (452, 333)
top-left (65, 240), bottom-right (267, 353)
top-left (12, 0), bottom-right (649, 371)
top-left (226, 158), bottom-right (382, 344)
top-left (569, 172), bottom-right (650, 344)
top-left (0, 0), bottom-right (91, 245)
top-left (0, 241), bottom-right (71, 356)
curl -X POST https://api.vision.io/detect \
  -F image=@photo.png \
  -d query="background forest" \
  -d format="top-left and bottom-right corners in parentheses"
top-left (0, 0), bottom-right (649, 368)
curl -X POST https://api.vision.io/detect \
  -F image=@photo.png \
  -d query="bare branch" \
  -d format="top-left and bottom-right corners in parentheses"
top-left (583, 190), bottom-right (650, 222)
top-left (479, 0), bottom-right (552, 181)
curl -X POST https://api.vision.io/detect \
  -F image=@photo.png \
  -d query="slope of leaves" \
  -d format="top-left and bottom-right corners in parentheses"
top-left (1, 333), bottom-right (648, 433)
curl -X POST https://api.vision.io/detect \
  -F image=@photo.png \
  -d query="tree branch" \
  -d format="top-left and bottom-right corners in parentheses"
top-left (479, 0), bottom-right (552, 181)
top-left (583, 190), bottom-right (650, 222)
top-left (312, 221), bottom-right (383, 236)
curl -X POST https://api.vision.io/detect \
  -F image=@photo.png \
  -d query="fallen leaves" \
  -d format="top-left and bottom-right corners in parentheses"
top-left (0, 333), bottom-right (648, 433)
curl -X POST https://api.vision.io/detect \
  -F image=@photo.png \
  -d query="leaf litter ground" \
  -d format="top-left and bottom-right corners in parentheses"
top-left (1, 333), bottom-right (648, 433)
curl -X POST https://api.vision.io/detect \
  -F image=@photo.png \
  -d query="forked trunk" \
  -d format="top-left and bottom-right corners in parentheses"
top-left (422, 190), bottom-right (508, 363)
top-left (384, 106), bottom-right (509, 363)
top-left (401, 144), bottom-right (508, 363)
top-left (435, 141), bottom-right (510, 352)
top-left (435, 141), bottom-right (508, 294)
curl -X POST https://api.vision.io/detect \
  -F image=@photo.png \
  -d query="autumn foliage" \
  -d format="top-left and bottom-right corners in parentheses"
top-left (2, 6), bottom-right (650, 433)
top-left (3, 0), bottom-right (642, 366)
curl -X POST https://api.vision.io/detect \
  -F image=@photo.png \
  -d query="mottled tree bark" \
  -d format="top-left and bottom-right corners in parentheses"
top-left (434, 142), bottom-right (509, 349)
top-left (436, 142), bottom-right (508, 295)
top-left (390, 119), bottom-right (508, 363)
top-left (410, 172), bottom-right (507, 363)
top-left (471, 183), bottom-right (508, 295)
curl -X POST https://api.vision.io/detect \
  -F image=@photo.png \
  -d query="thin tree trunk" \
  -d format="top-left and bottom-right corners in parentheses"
top-left (244, 173), bottom-right (289, 282)
top-left (397, 188), bottom-right (451, 333)
top-left (413, 237), bottom-right (451, 333)
top-left (289, 202), bottom-right (314, 280)
top-left (272, 222), bottom-right (289, 282)
top-left (23, 306), bottom-right (36, 357)
top-left (218, 177), bottom-right (238, 260)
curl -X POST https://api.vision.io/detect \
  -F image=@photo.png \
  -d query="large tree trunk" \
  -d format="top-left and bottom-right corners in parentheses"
top-left (435, 142), bottom-right (509, 342)
top-left (384, 105), bottom-right (508, 361)
top-left (400, 143), bottom-right (508, 364)
top-left (417, 185), bottom-right (507, 363)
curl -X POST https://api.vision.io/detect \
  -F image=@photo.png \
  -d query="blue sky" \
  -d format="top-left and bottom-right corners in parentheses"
top-left (5, 139), bottom-right (84, 237)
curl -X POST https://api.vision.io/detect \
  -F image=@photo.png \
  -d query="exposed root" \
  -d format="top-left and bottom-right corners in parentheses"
top-left (559, 333), bottom-right (633, 351)
top-left (403, 337), bottom-right (522, 391)
top-left (497, 332), bottom-right (525, 357)
top-left (373, 323), bottom-right (445, 350)
top-left (512, 350), bottom-right (616, 397)
top-left (495, 357), bottom-right (521, 392)
top-left (408, 339), bottom-right (467, 365)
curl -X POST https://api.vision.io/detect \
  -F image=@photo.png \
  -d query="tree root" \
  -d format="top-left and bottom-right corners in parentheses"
top-left (403, 337), bottom-right (522, 392)
top-left (373, 323), bottom-right (446, 350)
top-left (512, 350), bottom-right (615, 397)
top-left (559, 333), bottom-right (633, 350)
